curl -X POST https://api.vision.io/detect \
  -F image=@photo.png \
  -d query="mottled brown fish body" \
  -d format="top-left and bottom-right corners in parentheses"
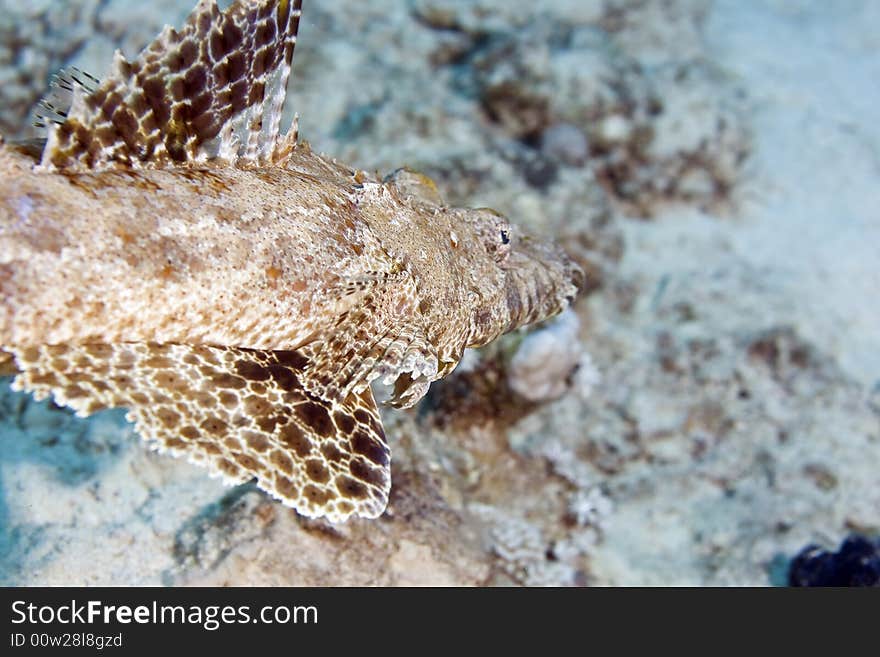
top-left (2, 140), bottom-right (580, 371)
top-left (1, 0), bottom-right (583, 522)
top-left (0, 143), bottom-right (377, 351)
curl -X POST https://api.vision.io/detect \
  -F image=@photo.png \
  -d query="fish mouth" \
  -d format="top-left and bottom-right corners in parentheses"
top-left (565, 257), bottom-right (585, 302)
top-left (500, 237), bottom-right (584, 333)
top-left (516, 236), bottom-right (584, 305)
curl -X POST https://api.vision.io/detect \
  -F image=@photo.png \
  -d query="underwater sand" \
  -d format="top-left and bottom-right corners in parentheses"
top-left (0, 0), bottom-right (877, 585)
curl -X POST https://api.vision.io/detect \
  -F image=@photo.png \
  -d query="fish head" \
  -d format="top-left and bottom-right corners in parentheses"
top-left (454, 206), bottom-right (584, 348)
top-left (369, 169), bottom-right (583, 373)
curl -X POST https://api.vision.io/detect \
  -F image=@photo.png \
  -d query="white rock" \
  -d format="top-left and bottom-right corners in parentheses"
top-left (508, 309), bottom-right (594, 402)
top-left (541, 122), bottom-right (590, 167)
top-left (597, 114), bottom-right (632, 144)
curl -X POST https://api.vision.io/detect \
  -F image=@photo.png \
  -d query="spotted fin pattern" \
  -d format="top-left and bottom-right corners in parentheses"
top-left (11, 343), bottom-right (390, 522)
top-left (41, 0), bottom-right (301, 170)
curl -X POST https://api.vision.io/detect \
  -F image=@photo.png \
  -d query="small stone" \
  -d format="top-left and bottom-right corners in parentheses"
top-left (802, 463), bottom-right (838, 491)
top-left (521, 154), bottom-right (559, 190)
top-left (507, 309), bottom-right (586, 402)
top-left (597, 114), bottom-right (632, 144)
top-left (540, 122), bottom-right (589, 167)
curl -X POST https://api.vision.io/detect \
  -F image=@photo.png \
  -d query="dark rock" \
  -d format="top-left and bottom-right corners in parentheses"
top-left (788, 535), bottom-right (880, 587)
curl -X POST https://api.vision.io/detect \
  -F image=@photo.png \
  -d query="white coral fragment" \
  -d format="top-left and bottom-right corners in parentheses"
top-left (507, 309), bottom-right (600, 402)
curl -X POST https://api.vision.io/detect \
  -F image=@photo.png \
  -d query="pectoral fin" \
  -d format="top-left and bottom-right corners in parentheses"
top-left (298, 290), bottom-right (440, 410)
top-left (11, 342), bottom-right (390, 522)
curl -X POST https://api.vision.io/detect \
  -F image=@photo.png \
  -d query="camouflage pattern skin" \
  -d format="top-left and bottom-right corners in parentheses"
top-left (0, 0), bottom-right (582, 521)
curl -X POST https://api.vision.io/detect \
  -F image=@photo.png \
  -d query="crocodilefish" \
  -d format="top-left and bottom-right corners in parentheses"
top-left (0, 0), bottom-right (583, 522)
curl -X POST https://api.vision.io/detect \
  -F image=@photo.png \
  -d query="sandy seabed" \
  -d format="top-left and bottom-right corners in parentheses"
top-left (0, 0), bottom-right (877, 585)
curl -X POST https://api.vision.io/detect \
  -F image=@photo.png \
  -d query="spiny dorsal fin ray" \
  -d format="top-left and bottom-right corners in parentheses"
top-left (41, 0), bottom-right (301, 171)
top-left (33, 67), bottom-right (101, 130)
top-left (11, 342), bottom-right (390, 522)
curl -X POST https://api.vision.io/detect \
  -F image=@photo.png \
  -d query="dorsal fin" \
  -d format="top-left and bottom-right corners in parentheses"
top-left (33, 67), bottom-right (101, 131)
top-left (41, 0), bottom-right (302, 171)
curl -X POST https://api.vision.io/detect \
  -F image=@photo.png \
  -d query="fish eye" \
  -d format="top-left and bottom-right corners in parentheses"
top-left (467, 207), bottom-right (512, 264)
